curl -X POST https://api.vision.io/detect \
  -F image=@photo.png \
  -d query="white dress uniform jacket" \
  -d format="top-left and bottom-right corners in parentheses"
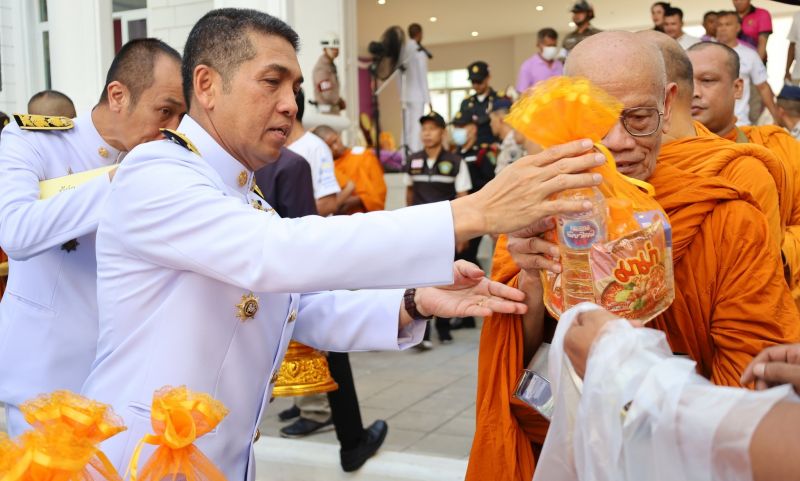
top-left (0, 112), bottom-right (119, 435)
top-left (81, 115), bottom-right (457, 481)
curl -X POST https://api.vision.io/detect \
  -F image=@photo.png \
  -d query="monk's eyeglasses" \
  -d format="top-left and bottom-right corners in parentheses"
top-left (620, 107), bottom-right (663, 137)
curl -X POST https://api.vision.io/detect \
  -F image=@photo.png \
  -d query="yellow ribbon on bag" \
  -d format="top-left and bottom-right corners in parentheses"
top-left (128, 386), bottom-right (229, 481)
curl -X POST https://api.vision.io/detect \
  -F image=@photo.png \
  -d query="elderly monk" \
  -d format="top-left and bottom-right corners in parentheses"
top-left (313, 125), bottom-right (387, 214)
top-left (466, 31), bottom-right (800, 481)
top-left (689, 41), bottom-right (800, 302)
top-left (639, 31), bottom-right (785, 251)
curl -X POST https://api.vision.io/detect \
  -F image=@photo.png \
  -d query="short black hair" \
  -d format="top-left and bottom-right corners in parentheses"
top-left (717, 10), bottom-right (742, 24)
top-left (537, 28), bottom-right (558, 43)
top-left (99, 38), bottom-right (181, 106)
top-left (664, 7), bottom-right (683, 21)
top-left (703, 10), bottom-right (718, 22)
top-left (295, 88), bottom-right (305, 122)
top-left (408, 23), bottom-right (422, 39)
top-left (652, 2), bottom-right (671, 10)
top-left (688, 41), bottom-right (740, 81)
top-left (182, 8), bottom-right (300, 110)
top-left (28, 90), bottom-right (76, 117)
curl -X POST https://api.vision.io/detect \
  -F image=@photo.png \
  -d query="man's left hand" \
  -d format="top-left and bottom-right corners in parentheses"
top-left (415, 260), bottom-right (527, 319)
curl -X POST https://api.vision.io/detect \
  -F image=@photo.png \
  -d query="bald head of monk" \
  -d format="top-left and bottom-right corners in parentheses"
top-left (686, 42), bottom-right (743, 137)
top-left (565, 31), bottom-right (675, 181)
top-left (636, 30), bottom-right (695, 141)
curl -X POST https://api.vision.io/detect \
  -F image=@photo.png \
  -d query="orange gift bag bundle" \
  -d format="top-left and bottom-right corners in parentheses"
top-left (505, 76), bottom-right (674, 322)
top-left (127, 386), bottom-right (229, 481)
top-left (0, 391), bottom-right (125, 481)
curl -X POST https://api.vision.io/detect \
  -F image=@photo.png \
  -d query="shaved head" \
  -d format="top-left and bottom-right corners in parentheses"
top-left (686, 41), bottom-right (742, 135)
top-left (688, 41), bottom-right (739, 81)
top-left (637, 30), bottom-right (693, 102)
top-left (312, 124), bottom-right (345, 158)
top-left (565, 31), bottom-right (673, 181)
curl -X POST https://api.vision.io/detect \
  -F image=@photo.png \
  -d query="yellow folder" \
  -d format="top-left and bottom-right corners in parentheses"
top-left (39, 165), bottom-right (115, 199)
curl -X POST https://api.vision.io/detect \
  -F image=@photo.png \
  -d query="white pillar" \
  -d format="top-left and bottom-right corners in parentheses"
top-left (47, 0), bottom-right (113, 112)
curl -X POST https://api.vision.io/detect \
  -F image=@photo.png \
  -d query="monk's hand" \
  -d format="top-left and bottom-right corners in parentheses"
top-left (565, 309), bottom-right (642, 379)
top-left (741, 344), bottom-right (800, 393)
top-left (450, 139), bottom-right (605, 242)
top-left (508, 217), bottom-right (561, 276)
top-left (414, 260), bottom-right (528, 319)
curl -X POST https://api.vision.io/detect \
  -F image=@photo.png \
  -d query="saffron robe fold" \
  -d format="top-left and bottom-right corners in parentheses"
top-left (333, 147), bottom-right (387, 213)
top-left (466, 162), bottom-right (800, 481)
top-left (725, 124), bottom-right (800, 303)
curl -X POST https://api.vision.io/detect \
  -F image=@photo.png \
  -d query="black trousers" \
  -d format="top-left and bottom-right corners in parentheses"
top-left (326, 352), bottom-right (364, 451)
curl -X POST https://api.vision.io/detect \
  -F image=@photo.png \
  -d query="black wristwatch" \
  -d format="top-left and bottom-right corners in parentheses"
top-left (403, 288), bottom-right (433, 321)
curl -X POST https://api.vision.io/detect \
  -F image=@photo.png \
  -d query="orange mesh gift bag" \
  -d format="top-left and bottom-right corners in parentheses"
top-left (0, 428), bottom-right (121, 481)
top-left (21, 391), bottom-right (126, 444)
top-left (505, 76), bottom-right (674, 322)
top-left (127, 386), bottom-right (229, 481)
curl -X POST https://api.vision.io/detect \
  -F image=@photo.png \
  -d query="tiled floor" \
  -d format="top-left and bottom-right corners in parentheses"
top-left (258, 322), bottom-right (483, 460)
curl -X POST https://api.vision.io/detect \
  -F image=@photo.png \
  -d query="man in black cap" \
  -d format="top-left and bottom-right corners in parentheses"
top-left (404, 111), bottom-right (472, 347)
top-left (777, 85), bottom-right (800, 140)
top-left (458, 61), bottom-right (499, 146)
top-left (563, 1), bottom-right (601, 54)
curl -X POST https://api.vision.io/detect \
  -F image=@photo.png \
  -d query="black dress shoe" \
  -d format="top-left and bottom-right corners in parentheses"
top-left (340, 420), bottom-right (389, 472)
top-left (279, 416), bottom-right (333, 438)
top-left (278, 404), bottom-right (300, 422)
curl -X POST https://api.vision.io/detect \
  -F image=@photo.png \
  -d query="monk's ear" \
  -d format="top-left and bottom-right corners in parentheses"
top-left (661, 82), bottom-right (678, 134)
top-left (733, 78), bottom-right (744, 101)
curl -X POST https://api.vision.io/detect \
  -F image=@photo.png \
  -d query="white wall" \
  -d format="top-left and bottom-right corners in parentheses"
top-left (0, 0), bottom-right (36, 115)
top-left (148, 0), bottom-right (213, 54)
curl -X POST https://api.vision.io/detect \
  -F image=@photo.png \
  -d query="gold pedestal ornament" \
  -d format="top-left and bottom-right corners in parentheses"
top-left (272, 341), bottom-right (338, 397)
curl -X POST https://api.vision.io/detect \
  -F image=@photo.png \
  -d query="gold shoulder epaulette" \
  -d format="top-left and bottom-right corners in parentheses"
top-left (14, 114), bottom-right (74, 131)
top-left (160, 128), bottom-right (200, 156)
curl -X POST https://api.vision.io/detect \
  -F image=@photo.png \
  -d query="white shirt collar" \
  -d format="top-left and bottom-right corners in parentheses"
top-left (179, 115), bottom-right (254, 195)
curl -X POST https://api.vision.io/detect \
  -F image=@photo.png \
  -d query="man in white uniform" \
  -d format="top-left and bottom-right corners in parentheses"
top-left (0, 38), bottom-right (185, 436)
top-left (401, 23), bottom-right (431, 156)
top-left (81, 9), bottom-right (607, 480)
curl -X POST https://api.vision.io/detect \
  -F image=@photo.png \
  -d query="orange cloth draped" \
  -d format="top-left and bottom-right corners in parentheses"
top-left (333, 148), bottom-right (387, 213)
top-left (466, 163), bottom-right (800, 481)
top-left (725, 125), bottom-right (800, 302)
top-left (660, 121), bottom-right (786, 250)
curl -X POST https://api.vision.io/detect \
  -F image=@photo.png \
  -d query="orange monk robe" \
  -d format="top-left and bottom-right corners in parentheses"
top-left (724, 125), bottom-right (800, 302)
top-left (660, 121), bottom-right (786, 251)
top-left (466, 163), bottom-right (800, 481)
top-left (333, 147), bottom-right (387, 213)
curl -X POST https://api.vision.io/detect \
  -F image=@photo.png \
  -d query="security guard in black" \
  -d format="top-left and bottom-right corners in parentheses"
top-left (458, 61), bottom-right (499, 145)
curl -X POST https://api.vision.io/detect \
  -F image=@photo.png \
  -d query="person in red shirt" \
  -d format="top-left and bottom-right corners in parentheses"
top-left (734, 0), bottom-right (773, 61)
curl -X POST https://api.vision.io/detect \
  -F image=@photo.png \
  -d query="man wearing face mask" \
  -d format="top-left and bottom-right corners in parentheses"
top-left (458, 61), bottom-right (499, 146)
top-left (562, 1), bottom-right (601, 55)
top-left (516, 28), bottom-right (563, 93)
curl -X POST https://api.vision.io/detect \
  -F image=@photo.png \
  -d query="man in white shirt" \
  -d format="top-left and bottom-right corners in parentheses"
top-left (716, 10), bottom-right (779, 126)
top-left (0, 39), bottom-right (185, 436)
top-left (286, 88), bottom-right (346, 216)
top-left (401, 23), bottom-right (431, 156)
top-left (663, 7), bottom-right (701, 50)
top-left (81, 9), bottom-right (607, 480)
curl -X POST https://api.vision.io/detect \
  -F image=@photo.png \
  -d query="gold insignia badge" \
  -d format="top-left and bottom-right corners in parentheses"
top-left (238, 171), bottom-right (248, 187)
top-left (252, 200), bottom-right (264, 211)
top-left (98, 147), bottom-right (109, 158)
top-left (13, 114), bottom-right (74, 131)
top-left (472, 65), bottom-right (479, 73)
top-left (236, 292), bottom-right (260, 321)
top-left (160, 128), bottom-right (200, 155)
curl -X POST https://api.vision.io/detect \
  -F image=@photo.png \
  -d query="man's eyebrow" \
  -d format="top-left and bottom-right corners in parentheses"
top-left (163, 97), bottom-right (184, 107)
top-left (263, 63), bottom-right (290, 75)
